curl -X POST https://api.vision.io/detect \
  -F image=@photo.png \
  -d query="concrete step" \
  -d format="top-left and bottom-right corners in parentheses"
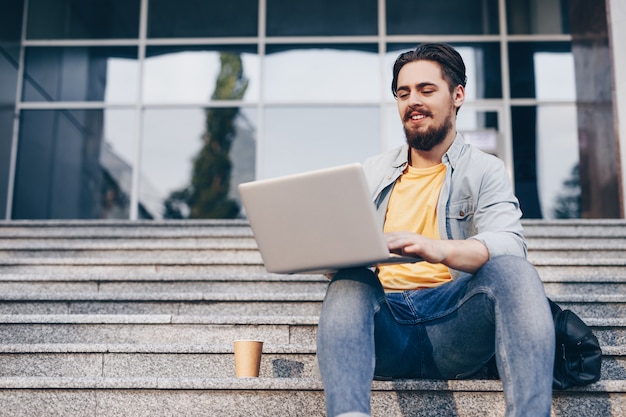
top-left (0, 220), bottom-right (253, 237)
top-left (0, 281), bottom-right (621, 302)
top-left (0, 269), bottom-right (623, 289)
top-left (0, 314), bottom-right (318, 346)
top-left (0, 343), bottom-right (624, 380)
top-left (0, 344), bottom-right (319, 379)
top-left (0, 376), bottom-right (624, 417)
top-left (1, 218), bottom-right (624, 235)
top-left (0, 299), bottom-right (324, 316)
top-left (1, 297), bottom-right (622, 321)
top-left (0, 314), bottom-right (623, 348)
top-left (0, 263), bottom-right (268, 275)
top-left (0, 280), bottom-right (328, 296)
top-left (522, 219), bottom-right (626, 237)
top-left (1, 236), bottom-right (625, 250)
top-left (0, 294), bottom-right (622, 318)
top-left (0, 219), bottom-right (624, 416)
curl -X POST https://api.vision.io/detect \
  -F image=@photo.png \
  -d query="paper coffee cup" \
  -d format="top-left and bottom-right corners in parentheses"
top-left (234, 340), bottom-right (263, 377)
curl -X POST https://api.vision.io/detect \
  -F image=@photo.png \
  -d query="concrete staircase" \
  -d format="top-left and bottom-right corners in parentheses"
top-left (0, 219), bottom-right (624, 416)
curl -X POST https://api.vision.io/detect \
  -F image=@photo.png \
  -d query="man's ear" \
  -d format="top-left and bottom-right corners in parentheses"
top-left (453, 85), bottom-right (465, 109)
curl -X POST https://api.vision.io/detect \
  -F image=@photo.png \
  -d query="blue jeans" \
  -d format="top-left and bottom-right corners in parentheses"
top-left (317, 256), bottom-right (555, 417)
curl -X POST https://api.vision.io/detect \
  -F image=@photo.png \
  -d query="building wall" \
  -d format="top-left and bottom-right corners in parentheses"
top-left (610, 0), bottom-right (626, 215)
top-left (0, 0), bottom-right (623, 220)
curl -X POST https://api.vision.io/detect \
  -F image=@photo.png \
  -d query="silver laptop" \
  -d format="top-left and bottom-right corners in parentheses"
top-left (238, 163), bottom-right (422, 274)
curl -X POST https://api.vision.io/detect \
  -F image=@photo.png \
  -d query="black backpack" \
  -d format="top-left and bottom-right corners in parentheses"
top-left (549, 299), bottom-right (602, 389)
top-left (485, 298), bottom-right (602, 389)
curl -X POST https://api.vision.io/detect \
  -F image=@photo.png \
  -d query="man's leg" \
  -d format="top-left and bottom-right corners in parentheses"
top-left (480, 256), bottom-right (554, 417)
top-left (317, 267), bottom-right (407, 417)
top-left (317, 257), bottom-right (554, 417)
top-left (420, 256), bottom-right (555, 417)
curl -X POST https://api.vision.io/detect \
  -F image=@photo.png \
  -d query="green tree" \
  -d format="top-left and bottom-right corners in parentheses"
top-left (164, 52), bottom-right (248, 219)
top-left (553, 163), bottom-right (581, 219)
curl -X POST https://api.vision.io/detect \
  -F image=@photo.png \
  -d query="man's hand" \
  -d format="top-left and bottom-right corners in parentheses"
top-left (385, 231), bottom-right (489, 273)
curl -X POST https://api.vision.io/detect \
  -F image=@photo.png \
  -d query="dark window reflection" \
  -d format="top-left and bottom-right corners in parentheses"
top-left (0, 0), bottom-right (24, 42)
top-left (509, 42), bottom-right (572, 99)
top-left (266, 0), bottom-right (377, 36)
top-left (512, 106), bottom-right (541, 218)
top-left (1, 45), bottom-right (20, 106)
top-left (511, 104), bottom-right (579, 219)
top-left (148, 0), bottom-right (258, 38)
top-left (386, 0), bottom-right (499, 35)
top-left (0, 43), bottom-right (20, 219)
top-left (0, 109), bottom-right (12, 218)
top-left (387, 43), bottom-right (502, 99)
top-left (506, 0), bottom-right (570, 35)
top-left (13, 110), bottom-right (131, 219)
top-left (22, 47), bottom-right (138, 102)
top-left (27, 0), bottom-right (140, 39)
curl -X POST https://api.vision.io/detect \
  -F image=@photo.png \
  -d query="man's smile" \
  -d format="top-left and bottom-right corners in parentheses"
top-left (404, 109), bottom-right (432, 124)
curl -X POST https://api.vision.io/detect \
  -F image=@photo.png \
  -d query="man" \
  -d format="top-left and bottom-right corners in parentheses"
top-left (316, 43), bottom-right (555, 417)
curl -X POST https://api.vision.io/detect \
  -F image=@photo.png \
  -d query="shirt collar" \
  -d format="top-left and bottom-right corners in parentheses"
top-left (442, 132), bottom-right (465, 170)
top-left (393, 144), bottom-right (410, 168)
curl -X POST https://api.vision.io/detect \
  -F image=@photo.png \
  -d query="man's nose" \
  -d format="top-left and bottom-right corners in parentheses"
top-left (408, 91), bottom-right (423, 106)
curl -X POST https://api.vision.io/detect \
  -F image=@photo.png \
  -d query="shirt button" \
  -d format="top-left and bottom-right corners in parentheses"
top-left (459, 211), bottom-right (465, 216)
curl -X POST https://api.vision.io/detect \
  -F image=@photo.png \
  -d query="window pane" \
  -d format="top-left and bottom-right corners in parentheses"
top-left (386, 0), bottom-right (499, 35)
top-left (144, 46), bottom-right (258, 103)
top-left (22, 47), bottom-right (138, 103)
top-left (0, 42), bottom-right (20, 219)
top-left (102, 110), bottom-right (137, 219)
top-left (1, 45), bottom-right (20, 105)
top-left (507, 0), bottom-right (570, 35)
top-left (262, 106), bottom-right (380, 179)
top-left (141, 107), bottom-right (256, 219)
top-left (536, 105), bottom-right (579, 218)
top-left (266, 0), bottom-right (377, 36)
top-left (264, 45), bottom-right (379, 103)
top-left (458, 111), bottom-right (500, 155)
top-left (12, 109), bottom-right (134, 219)
top-left (27, 0), bottom-right (140, 39)
top-left (509, 42), bottom-right (574, 100)
top-left (0, 0), bottom-right (24, 42)
top-left (148, 0), bottom-right (258, 38)
top-left (386, 43), bottom-right (502, 101)
top-left (511, 105), bottom-right (579, 219)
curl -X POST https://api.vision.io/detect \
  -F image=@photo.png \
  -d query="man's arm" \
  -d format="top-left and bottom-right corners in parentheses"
top-left (386, 231), bottom-right (489, 273)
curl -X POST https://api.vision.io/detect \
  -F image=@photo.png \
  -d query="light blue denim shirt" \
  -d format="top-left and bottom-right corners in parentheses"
top-left (362, 133), bottom-right (527, 279)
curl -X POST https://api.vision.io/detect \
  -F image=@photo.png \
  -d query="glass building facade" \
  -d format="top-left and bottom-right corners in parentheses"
top-left (0, 0), bottom-right (623, 220)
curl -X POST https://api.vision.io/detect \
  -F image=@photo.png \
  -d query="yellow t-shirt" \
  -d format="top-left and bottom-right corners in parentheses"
top-left (377, 163), bottom-right (452, 291)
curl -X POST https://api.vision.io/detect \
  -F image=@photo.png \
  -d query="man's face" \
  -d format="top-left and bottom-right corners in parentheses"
top-left (395, 60), bottom-right (462, 151)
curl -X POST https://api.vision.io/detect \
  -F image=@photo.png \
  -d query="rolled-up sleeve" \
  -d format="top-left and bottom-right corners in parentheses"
top-left (465, 156), bottom-right (527, 259)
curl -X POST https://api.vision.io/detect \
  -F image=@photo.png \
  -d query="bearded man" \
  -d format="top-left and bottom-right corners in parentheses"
top-left (316, 43), bottom-right (555, 417)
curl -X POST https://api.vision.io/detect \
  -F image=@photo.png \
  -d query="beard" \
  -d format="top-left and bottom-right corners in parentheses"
top-left (403, 106), bottom-right (455, 151)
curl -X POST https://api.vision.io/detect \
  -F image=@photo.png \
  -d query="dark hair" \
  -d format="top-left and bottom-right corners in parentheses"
top-left (391, 43), bottom-right (467, 99)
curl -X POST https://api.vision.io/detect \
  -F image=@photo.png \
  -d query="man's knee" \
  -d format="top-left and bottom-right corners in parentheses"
top-left (328, 268), bottom-right (384, 295)
top-left (474, 255), bottom-right (546, 298)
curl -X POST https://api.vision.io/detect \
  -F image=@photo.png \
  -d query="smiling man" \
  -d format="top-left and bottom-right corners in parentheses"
top-left (316, 43), bottom-right (555, 417)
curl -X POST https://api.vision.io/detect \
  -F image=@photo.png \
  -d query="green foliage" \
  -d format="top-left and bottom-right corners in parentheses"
top-left (553, 163), bottom-right (581, 219)
top-left (164, 52), bottom-right (248, 219)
